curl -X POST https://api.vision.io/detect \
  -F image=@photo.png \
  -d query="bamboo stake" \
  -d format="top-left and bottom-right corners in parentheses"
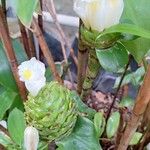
top-left (31, 18), bottom-right (62, 83)
top-left (18, 21), bottom-right (31, 58)
top-left (138, 121), bottom-right (150, 150)
top-left (44, 0), bottom-right (78, 67)
top-left (117, 65), bottom-right (150, 150)
top-left (44, 0), bottom-right (75, 84)
top-left (0, 6), bottom-right (27, 100)
top-left (28, 30), bottom-right (36, 57)
top-left (141, 100), bottom-right (150, 130)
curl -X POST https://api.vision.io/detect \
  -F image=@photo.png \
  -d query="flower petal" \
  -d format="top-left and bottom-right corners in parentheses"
top-left (24, 126), bottom-right (39, 150)
top-left (25, 77), bottom-right (46, 96)
top-left (87, 0), bottom-right (106, 32)
top-left (18, 57), bottom-right (46, 82)
top-left (104, 0), bottom-right (124, 29)
top-left (74, 0), bottom-right (90, 29)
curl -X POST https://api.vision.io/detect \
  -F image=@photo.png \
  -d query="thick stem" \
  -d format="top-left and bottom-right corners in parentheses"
top-left (117, 65), bottom-right (150, 150)
top-left (81, 49), bottom-right (100, 100)
top-left (77, 20), bottom-right (89, 95)
top-left (0, 6), bottom-right (27, 100)
top-left (19, 21), bottom-right (30, 58)
top-left (31, 18), bottom-right (62, 84)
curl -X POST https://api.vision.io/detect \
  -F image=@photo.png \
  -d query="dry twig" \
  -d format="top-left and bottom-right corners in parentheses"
top-left (31, 18), bottom-right (62, 83)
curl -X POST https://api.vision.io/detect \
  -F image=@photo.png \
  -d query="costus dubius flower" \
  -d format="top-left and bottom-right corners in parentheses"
top-left (18, 57), bottom-right (46, 96)
top-left (74, 0), bottom-right (124, 32)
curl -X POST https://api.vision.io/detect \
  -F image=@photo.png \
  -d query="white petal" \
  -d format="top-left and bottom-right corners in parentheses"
top-left (74, 0), bottom-right (91, 29)
top-left (87, 0), bottom-right (106, 32)
top-left (24, 126), bottom-right (39, 150)
top-left (25, 77), bottom-right (46, 96)
top-left (0, 120), bottom-right (7, 129)
top-left (104, 0), bottom-right (124, 29)
top-left (18, 57), bottom-right (46, 82)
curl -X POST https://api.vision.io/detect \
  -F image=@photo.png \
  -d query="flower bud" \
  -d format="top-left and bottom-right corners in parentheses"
top-left (74, 0), bottom-right (124, 32)
top-left (24, 126), bottom-right (39, 150)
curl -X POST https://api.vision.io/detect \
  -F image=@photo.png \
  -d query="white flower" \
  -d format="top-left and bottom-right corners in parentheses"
top-left (18, 57), bottom-right (46, 96)
top-left (0, 120), bottom-right (7, 129)
top-left (74, 0), bottom-right (124, 32)
top-left (24, 126), bottom-right (39, 150)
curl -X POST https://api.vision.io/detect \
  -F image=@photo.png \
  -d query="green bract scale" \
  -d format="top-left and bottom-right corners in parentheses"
top-left (24, 81), bottom-right (78, 142)
top-left (81, 26), bottom-right (121, 49)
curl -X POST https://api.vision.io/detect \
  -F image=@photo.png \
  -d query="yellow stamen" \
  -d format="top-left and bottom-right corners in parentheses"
top-left (23, 69), bottom-right (33, 80)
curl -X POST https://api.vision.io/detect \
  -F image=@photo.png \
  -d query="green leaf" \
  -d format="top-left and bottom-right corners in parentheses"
top-left (9, 95), bottom-right (24, 112)
top-left (0, 39), bottom-right (27, 92)
top-left (0, 90), bottom-right (17, 120)
top-left (56, 116), bottom-right (102, 150)
top-left (122, 38), bottom-right (150, 63)
top-left (121, 0), bottom-right (150, 31)
top-left (8, 108), bottom-right (26, 146)
top-left (106, 112), bottom-right (120, 139)
top-left (102, 24), bottom-right (150, 39)
top-left (114, 67), bottom-right (145, 88)
top-left (96, 43), bottom-right (128, 72)
top-left (129, 132), bottom-right (142, 145)
top-left (10, 0), bottom-right (38, 27)
top-left (71, 91), bottom-right (96, 120)
top-left (94, 112), bottom-right (105, 138)
top-left (119, 97), bottom-right (134, 108)
top-left (0, 132), bottom-right (13, 147)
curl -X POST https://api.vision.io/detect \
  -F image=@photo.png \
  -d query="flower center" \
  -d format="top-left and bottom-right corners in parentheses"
top-left (23, 69), bottom-right (33, 80)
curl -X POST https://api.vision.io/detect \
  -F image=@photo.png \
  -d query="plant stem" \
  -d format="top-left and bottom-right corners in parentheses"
top-left (77, 20), bottom-right (89, 95)
top-left (117, 65), bottom-right (150, 150)
top-left (18, 20), bottom-right (30, 58)
top-left (106, 57), bottom-right (131, 121)
top-left (81, 49), bottom-right (100, 100)
top-left (31, 18), bottom-right (62, 84)
top-left (0, 6), bottom-right (27, 100)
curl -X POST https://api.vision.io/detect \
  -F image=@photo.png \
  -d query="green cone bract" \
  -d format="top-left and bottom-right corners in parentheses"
top-left (24, 81), bottom-right (78, 142)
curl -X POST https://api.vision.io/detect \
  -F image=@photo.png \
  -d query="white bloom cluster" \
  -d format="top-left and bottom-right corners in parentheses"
top-left (74, 0), bottom-right (124, 32)
top-left (18, 57), bottom-right (46, 96)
